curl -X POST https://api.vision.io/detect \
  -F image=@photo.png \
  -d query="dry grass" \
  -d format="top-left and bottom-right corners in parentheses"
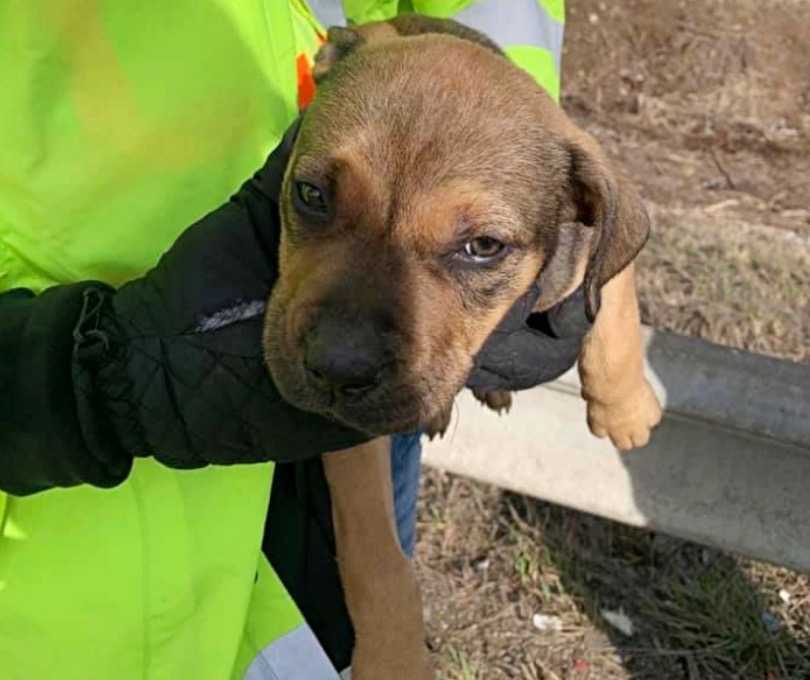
top-left (637, 207), bottom-right (810, 363)
top-left (563, 0), bottom-right (810, 232)
top-left (571, 0), bottom-right (810, 364)
top-left (417, 1), bottom-right (810, 678)
top-left (418, 472), bottom-right (810, 680)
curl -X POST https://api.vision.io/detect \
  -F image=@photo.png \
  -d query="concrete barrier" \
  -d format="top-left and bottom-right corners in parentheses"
top-left (423, 328), bottom-right (810, 572)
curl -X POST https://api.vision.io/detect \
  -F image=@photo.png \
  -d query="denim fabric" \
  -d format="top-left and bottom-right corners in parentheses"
top-left (389, 432), bottom-right (423, 557)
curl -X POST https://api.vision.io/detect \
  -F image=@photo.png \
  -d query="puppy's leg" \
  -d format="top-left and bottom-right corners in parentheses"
top-left (578, 264), bottom-right (662, 451)
top-left (322, 438), bottom-right (434, 680)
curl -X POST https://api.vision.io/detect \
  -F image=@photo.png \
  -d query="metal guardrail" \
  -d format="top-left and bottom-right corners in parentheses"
top-left (424, 328), bottom-right (810, 572)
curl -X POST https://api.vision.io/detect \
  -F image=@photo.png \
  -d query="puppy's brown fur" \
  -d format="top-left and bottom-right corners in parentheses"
top-left (263, 18), bottom-right (662, 678)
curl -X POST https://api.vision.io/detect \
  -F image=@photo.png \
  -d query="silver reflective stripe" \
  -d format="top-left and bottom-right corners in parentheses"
top-left (455, 0), bottom-right (564, 69)
top-left (307, 0), bottom-right (347, 28)
top-left (244, 623), bottom-right (343, 680)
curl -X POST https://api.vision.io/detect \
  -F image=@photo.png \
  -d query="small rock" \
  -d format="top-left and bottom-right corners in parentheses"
top-left (588, 12), bottom-right (599, 24)
top-left (703, 178), bottom-right (726, 191)
top-left (779, 589), bottom-right (791, 604)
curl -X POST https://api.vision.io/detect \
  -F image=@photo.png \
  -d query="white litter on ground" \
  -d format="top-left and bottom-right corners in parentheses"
top-left (532, 613), bottom-right (563, 633)
top-left (601, 608), bottom-right (635, 637)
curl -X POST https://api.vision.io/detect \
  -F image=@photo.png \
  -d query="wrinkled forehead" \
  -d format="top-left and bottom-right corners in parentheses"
top-left (299, 40), bottom-right (549, 195)
top-left (300, 36), bottom-right (539, 156)
top-left (288, 35), bottom-right (576, 246)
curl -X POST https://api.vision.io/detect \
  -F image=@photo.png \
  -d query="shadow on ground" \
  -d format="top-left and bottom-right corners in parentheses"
top-left (416, 466), bottom-right (810, 679)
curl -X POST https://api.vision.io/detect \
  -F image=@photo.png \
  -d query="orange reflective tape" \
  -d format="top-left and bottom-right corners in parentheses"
top-left (296, 53), bottom-right (317, 110)
top-left (296, 30), bottom-right (325, 111)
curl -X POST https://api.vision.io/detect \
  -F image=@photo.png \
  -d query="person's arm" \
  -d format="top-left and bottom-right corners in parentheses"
top-left (0, 284), bottom-right (131, 495)
top-left (0, 126), bottom-right (368, 497)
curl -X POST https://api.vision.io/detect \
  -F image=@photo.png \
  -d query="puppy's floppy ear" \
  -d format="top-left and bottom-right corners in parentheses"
top-left (313, 26), bottom-right (365, 83)
top-left (565, 132), bottom-right (651, 321)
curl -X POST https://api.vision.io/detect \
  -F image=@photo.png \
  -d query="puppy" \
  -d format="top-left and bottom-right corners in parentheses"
top-left (263, 17), bottom-right (662, 679)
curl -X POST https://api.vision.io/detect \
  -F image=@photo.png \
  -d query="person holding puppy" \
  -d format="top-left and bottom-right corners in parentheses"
top-left (0, 2), bottom-right (567, 678)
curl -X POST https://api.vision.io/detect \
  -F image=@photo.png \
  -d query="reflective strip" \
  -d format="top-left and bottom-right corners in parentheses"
top-left (455, 0), bottom-right (564, 70)
top-left (307, 0), bottom-right (347, 28)
top-left (244, 623), bottom-right (343, 680)
top-left (308, 1), bottom-right (563, 69)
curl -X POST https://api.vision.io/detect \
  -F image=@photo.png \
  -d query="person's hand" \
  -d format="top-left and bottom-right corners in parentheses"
top-left (76, 123), bottom-right (370, 469)
top-left (465, 283), bottom-right (592, 392)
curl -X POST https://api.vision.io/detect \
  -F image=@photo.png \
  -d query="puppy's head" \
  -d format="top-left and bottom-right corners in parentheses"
top-left (263, 18), bottom-right (650, 435)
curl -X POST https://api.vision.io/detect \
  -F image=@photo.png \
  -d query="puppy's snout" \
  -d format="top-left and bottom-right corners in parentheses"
top-left (303, 315), bottom-right (394, 397)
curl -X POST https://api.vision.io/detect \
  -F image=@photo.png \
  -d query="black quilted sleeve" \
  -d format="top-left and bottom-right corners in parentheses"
top-left (0, 286), bottom-right (133, 495)
top-left (0, 128), bottom-right (368, 491)
top-left (466, 285), bottom-right (593, 392)
top-left (78, 164), bottom-right (368, 467)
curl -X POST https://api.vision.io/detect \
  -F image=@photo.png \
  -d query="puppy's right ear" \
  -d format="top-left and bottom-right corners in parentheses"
top-left (312, 26), bottom-right (365, 83)
top-left (563, 130), bottom-right (651, 321)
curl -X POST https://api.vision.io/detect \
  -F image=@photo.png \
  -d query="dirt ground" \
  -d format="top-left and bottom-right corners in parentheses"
top-left (416, 1), bottom-right (810, 678)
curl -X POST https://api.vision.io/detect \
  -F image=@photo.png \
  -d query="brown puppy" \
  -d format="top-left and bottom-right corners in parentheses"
top-left (263, 17), bottom-right (662, 679)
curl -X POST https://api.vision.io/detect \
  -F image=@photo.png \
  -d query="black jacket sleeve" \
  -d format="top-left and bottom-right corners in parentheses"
top-left (466, 284), bottom-right (593, 392)
top-left (0, 126), bottom-right (368, 496)
top-left (0, 285), bottom-right (133, 495)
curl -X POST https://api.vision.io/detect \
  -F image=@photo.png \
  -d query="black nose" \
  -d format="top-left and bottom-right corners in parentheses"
top-left (303, 316), bottom-right (392, 397)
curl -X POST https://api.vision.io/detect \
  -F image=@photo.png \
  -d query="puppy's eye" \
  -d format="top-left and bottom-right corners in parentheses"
top-left (295, 181), bottom-right (329, 214)
top-left (462, 237), bottom-right (506, 262)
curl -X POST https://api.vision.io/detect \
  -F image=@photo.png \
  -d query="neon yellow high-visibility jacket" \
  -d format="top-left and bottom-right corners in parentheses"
top-left (0, 2), bottom-right (564, 678)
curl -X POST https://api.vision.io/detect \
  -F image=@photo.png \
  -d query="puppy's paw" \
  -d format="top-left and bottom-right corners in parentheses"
top-left (586, 380), bottom-right (662, 452)
top-left (472, 388), bottom-right (513, 414)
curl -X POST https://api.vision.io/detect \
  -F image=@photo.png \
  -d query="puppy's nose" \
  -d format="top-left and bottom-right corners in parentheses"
top-left (303, 317), bottom-right (392, 396)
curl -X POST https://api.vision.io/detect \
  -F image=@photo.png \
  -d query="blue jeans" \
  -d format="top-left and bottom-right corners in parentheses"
top-left (389, 433), bottom-right (423, 557)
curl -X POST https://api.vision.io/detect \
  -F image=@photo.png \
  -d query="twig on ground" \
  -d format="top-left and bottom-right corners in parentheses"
top-left (709, 147), bottom-right (737, 190)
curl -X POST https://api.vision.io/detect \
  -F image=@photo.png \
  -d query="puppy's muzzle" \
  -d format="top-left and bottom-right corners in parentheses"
top-left (302, 310), bottom-right (395, 400)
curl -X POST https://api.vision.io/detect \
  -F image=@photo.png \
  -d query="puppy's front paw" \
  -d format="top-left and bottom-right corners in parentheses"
top-left (586, 380), bottom-right (662, 451)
